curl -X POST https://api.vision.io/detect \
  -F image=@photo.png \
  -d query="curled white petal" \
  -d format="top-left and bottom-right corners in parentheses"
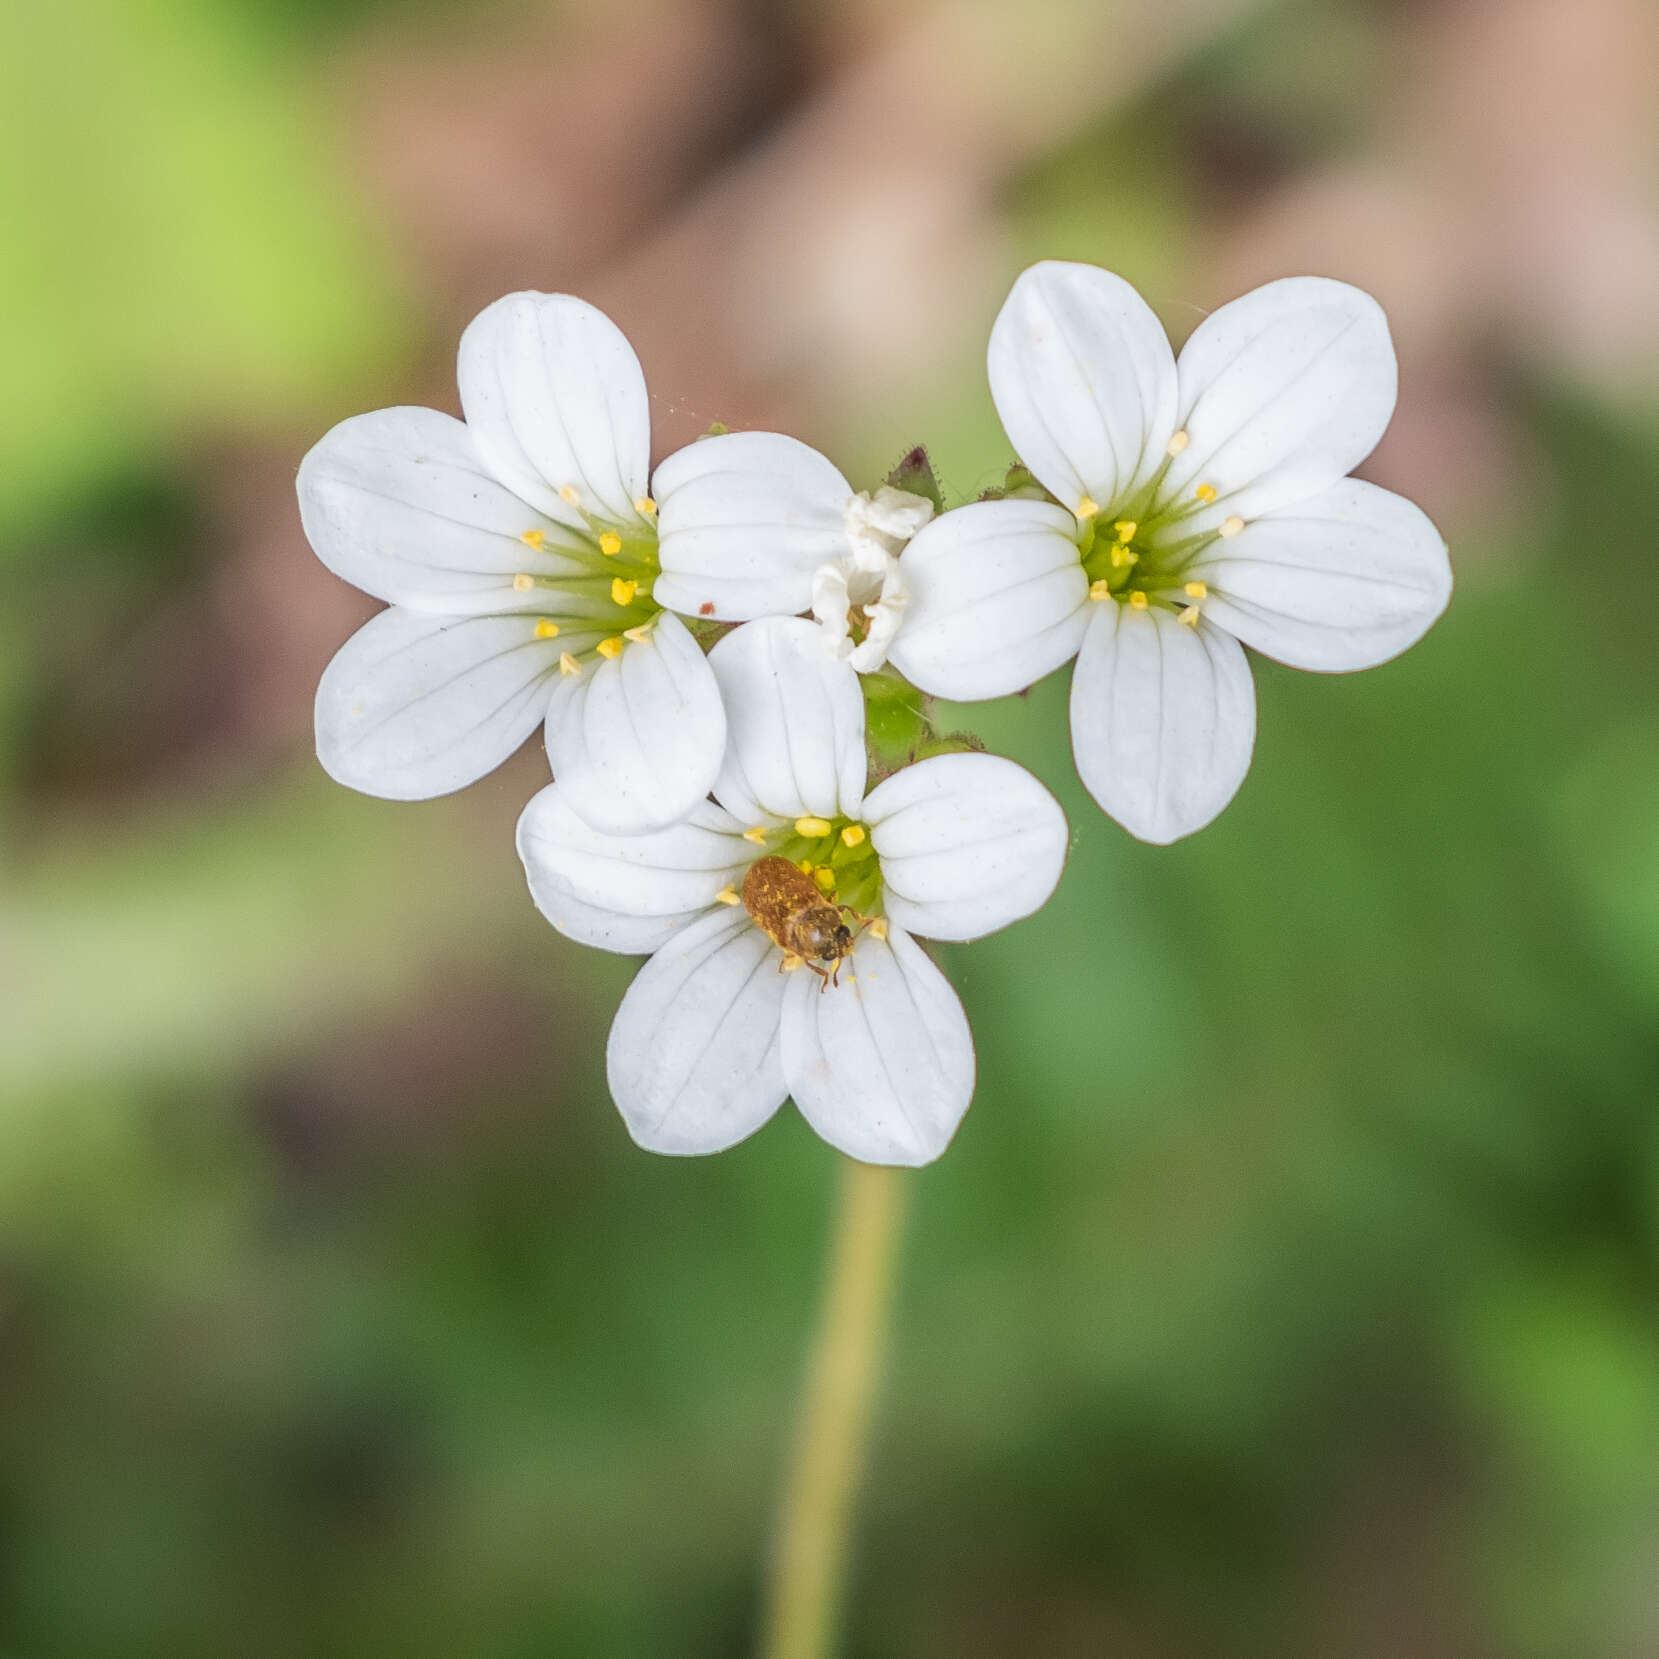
top-left (708, 617), bottom-right (866, 823)
top-left (1162, 276), bottom-right (1397, 523)
top-left (1189, 479), bottom-right (1451, 672)
top-left (887, 499), bottom-right (1090, 702)
top-left (865, 753), bottom-right (1068, 942)
top-left (987, 260), bottom-right (1179, 515)
top-left (297, 407), bottom-right (591, 613)
top-left (517, 788), bottom-right (749, 955)
top-left (843, 485), bottom-right (934, 564)
top-left (811, 547), bottom-right (909, 674)
top-left (654, 432), bottom-right (852, 621)
top-left (545, 611), bottom-right (726, 836)
top-left (457, 292), bottom-right (651, 530)
top-left (315, 607), bottom-right (572, 800)
top-left (781, 926), bottom-right (975, 1167)
top-left (1069, 603), bottom-right (1257, 844)
top-left (607, 906), bottom-right (789, 1156)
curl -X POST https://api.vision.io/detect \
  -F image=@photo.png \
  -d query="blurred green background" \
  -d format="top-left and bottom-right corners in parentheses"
top-left (5, 0), bottom-right (1659, 1653)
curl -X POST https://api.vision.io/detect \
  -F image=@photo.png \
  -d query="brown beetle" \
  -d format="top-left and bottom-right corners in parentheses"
top-left (741, 855), bottom-right (873, 989)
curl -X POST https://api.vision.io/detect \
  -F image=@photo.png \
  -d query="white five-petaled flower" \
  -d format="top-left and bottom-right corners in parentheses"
top-left (516, 616), bottom-right (1067, 1166)
top-left (887, 261), bottom-right (1453, 844)
top-left (653, 434), bottom-right (934, 673)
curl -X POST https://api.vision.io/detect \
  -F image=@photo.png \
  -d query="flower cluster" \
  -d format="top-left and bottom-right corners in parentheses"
top-left (298, 262), bottom-right (1450, 1164)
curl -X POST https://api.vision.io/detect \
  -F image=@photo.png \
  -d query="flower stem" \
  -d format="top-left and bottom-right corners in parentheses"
top-left (760, 1157), bottom-right (908, 1659)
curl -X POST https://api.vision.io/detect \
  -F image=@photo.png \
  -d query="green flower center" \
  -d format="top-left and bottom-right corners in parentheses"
top-left (513, 505), bottom-right (663, 673)
top-left (741, 814), bottom-right (885, 918)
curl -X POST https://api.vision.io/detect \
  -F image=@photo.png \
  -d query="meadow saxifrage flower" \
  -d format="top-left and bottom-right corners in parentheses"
top-left (888, 261), bottom-right (1453, 843)
top-left (652, 433), bottom-right (934, 672)
top-left (516, 616), bottom-right (1068, 1166)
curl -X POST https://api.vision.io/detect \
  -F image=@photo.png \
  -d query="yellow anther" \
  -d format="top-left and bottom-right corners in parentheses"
top-left (1178, 605), bottom-right (1201, 628)
top-left (1114, 520), bottom-right (1137, 544)
top-left (520, 529), bottom-right (546, 549)
top-left (714, 885), bottom-right (741, 906)
top-left (796, 858), bottom-right (814, 876)
top-left (634, 495), bottom-right (656, 517)
top-left (559, 652), bottom-right (581, 676)
top-left (622, 624), bottom-right (653, 643)
top-left (1167, 429), bottom-right (1190, 455)
top-left (610, 577), bottom-right (637, 606)
top-left (1089, 579), bottom-right (1113, 602)
top-left (743, 825), bottom-right (769, 844)
top-left (596, 636), bottom-right (625, 660)
top-left (780, 953), bottom-right (804, 973)
top-left (599, 531), bottom-right (623, 557)
top-left (1110, 545), bottom-right (1138, 568)
top-left (512, 572), bottom-right (535, 592)
top-left (868, 918), bottom-right (889, 941)
top-left (795, 816), bottom-right (833, 838)
top-left (1075, 495), bottom-right (1100, 519)
top-left (812, 866), bottom-right (836, 894)
top-left (534, 618), bottom-right (560, 640)
top-left (558, 485), bottom-right (582, 507)
top-left (1128, 590), bottom-right (1150, 611)
top-left (1220, 515), bottom-right (1245, 538)
top-left (839, 823), bottom-right (866, 848)
top-left (1195, 482), bottom-right (1218, 504)
top-left (1184, 580), bottom-right (1208, 600)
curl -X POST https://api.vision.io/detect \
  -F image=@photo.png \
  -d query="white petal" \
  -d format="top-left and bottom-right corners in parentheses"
top-left (708, 617), bottom-right (866, 823)
top-left (607, 906), bottom-right (789, 1156)
top-left (653, 432), bottom-right (853, 622)
top-left (457, 292), bottom-right (651, 530)
top-left (545, 610), bottom-right (727, 837)
top-left (1162, 277), bottom-right (1396, 523)
top-left (517, 788), bottom-right (749, 955)
top-left (781, 927), bottom-right (974, 1167)
top-left (315, 607), bottom-right (573, 800)
top-left (987, 260), bottom-right (1179, 515)
top-left (886, 500), bottom-right (1089, 701)
top-left (864, 753), bottom-right (1068, 942)
top-left (1190, 479), bottom-right (1451, 672)
top-left (1069, 604), bottom-right (1256, 844)
top-left (296, 406), bottom-right (592, 614)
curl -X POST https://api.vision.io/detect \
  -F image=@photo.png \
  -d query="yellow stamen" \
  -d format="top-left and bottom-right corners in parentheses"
top-left (839, 824), bottom-right (866, 848)
top-left (743, 826), bottom-right (769, 845)
top-left (1110, 545), bottom-right (1138, 568)
top-left (1075, 495), bottom-right (1100, 519)
top-left (813, 866), bottom-right (836, 894)
top-left (634, 495), bottom-right (657, 517)
top-left (622, 624), bottom-right (653, 643)
top-left (1128, 591), bottom-right (1150, 611)
top-left (795, 815), bottom-right (833, 838)
top-left (1166, 429), bottom-right (1190, 455)
top-left (596, 636), bottom-right (625, 660)
top-left (520, 529), bottom-right (546, 549)
top-left (534, 619), bottom-right (560, 640)
top-left (780, 953), bottom-right (804, 973)
top-left (714, 885), bottom-right (741, 906)
top-left (1114, 520), bottom-right (1137, 544)
top-left (868, 918), bottom-right (889, 941)
top-left (559, 652), bottom-right (581, 677)
top-left (610, 577), bottom-right (637, 606)
top-left (1220, 515), bottom-right (1245, 538)
top-left (1178, 605), bottom-right (1201, 627)
top-left (1184, 581), bottom-right (1208, 600)
top-left (1089, 578), bottom-right (1112, 602)
top-left (558, 485), bottom-right (582, 507)
top-left (796, 859), bottom-right (814, 876)
top-left (512, 572), bottom-right (535, 592)
top-left (1195, 482), bottom-right (1218, 504)
top-left (599, 531), bottom-right (623, 557)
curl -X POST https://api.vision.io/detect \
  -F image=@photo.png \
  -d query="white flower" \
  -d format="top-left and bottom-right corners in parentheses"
top-left (299, 291), bottom-right (736, 836)
top-left (887, 261), bottom-right (1453, 844)
top-left (516, 616), bottom-right (1068, 1166)
top-left (653, 434), bottom-right (934, 672)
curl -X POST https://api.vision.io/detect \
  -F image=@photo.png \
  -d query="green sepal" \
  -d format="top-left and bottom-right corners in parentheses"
top-left (977, 460), bottom-right (1056, 505)
top-left (862, 669), bottom-right (930, 775)
top-left (883, 445), bottom-right (944, 514)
